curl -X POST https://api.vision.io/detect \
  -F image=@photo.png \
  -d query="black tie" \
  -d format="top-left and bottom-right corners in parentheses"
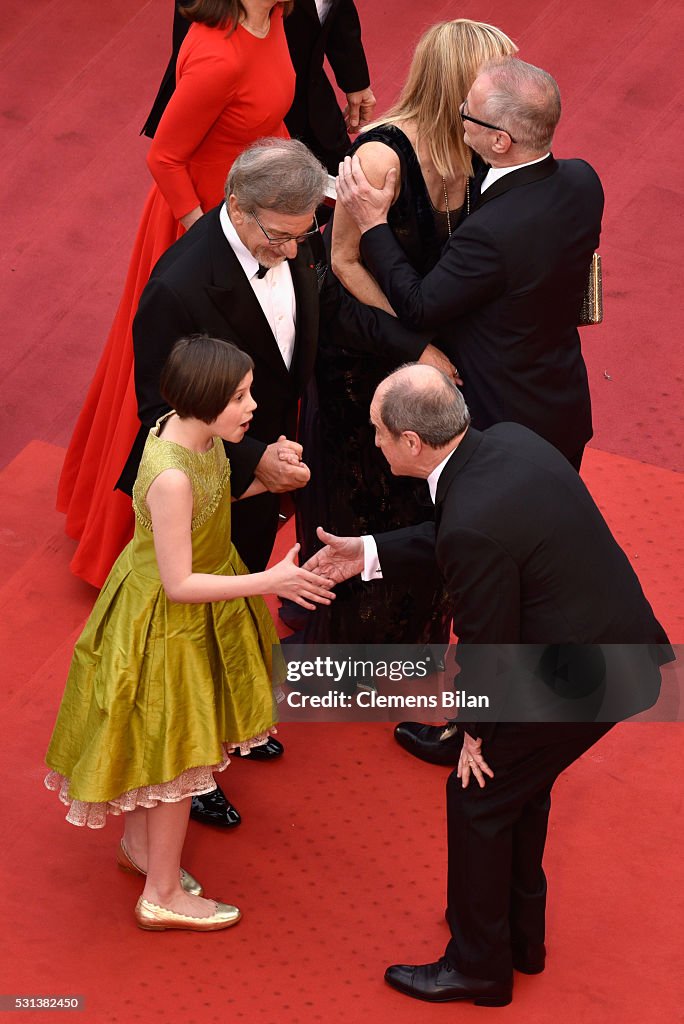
top-left (256, 264), bottom-right (269, 279)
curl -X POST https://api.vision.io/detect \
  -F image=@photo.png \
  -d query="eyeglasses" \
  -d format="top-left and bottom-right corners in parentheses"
top-left (459, 101), bottom-right (517, 144)
top-left (250, 209), bottom-right (320, 245)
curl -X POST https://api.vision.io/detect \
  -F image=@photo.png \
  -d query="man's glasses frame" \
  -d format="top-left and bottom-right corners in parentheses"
top-left (250, 209), bottom-right (320, 246)
top-left (459, 101), bottom-right (517, 144)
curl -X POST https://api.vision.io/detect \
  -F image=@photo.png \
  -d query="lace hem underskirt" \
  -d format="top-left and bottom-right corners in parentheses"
top-left (44, 728), bottom-right (277, 829)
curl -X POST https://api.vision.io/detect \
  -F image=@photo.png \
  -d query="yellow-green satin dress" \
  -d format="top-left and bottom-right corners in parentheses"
top-left (45, 421), bottom-right (279, 827)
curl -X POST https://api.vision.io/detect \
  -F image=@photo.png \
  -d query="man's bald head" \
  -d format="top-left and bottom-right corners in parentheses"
top-left (375, 364), bottom-right (470, 448)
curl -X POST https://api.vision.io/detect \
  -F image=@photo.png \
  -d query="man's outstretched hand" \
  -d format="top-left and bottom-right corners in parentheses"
top-left (302, 527), bottom-right (364, 584)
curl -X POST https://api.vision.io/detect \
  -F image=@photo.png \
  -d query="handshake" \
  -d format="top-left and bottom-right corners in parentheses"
top-left (267, 527), bottom-right (364, 612)
top-left (252, 438), bottom-right (363, 609)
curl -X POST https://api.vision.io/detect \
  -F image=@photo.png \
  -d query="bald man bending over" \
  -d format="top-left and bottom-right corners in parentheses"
top-left (307, 364), bottom-right (670, 1005)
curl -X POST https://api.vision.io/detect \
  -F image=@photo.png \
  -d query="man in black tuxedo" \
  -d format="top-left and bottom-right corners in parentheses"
top-left (117, 138), bottom-right (327, 576)
top-left (306, 364), bottom-right (671, 1005)
top-left (141, 1), bottom-right (376, 173)
top-left (118, 137), bottom-right (427, 571)
top-left (118, 139), bottom-right (431, 826)
top-left (336, 57), bottom-right (604, 469)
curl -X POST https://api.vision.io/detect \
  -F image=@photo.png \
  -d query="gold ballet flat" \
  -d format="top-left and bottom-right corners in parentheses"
top-left (117, 839), bottom-right (203, 897)
top-left (134, 896), bottom-right (242, 932)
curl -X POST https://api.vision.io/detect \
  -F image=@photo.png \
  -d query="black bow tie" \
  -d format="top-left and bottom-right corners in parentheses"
top-left (256, 263), bottom-right (269, 279)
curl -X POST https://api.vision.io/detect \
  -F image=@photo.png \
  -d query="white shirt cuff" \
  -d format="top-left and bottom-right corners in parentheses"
top-left (361, 535), bottom-right (383, 581)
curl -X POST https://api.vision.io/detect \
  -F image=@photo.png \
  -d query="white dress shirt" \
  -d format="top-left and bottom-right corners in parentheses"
top-left (315, 0), bottom-right (333, 23)
top-left (361, 445), bottom-right (460, 581)
top-left (480, 153), bottom-right (550, 194)
top-left (220, 204), bottom-right (297, 370)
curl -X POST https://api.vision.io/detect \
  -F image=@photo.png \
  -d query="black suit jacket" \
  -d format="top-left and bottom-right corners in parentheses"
top-left (116, 205), bottom-right (320, 569)
top-left (141, 1), bottom-right (370, 172)
top-left (376, 424), bottom-right (671, 730)
top-left (118, 205), bottom-right (318, 490)
top-left (117, 204), bottom-right (428, 569)
top-left (283, 0), bottom-right (369, 171)
top-left (361, 157), bottom-right (605, 461)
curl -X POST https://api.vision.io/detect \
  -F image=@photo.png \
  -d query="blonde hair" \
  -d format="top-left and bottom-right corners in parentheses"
top-left (375, 19), bottom-right (518, 178)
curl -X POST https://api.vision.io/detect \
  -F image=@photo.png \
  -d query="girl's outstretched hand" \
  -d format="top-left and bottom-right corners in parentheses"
top-left (267, 544), bottom-right (336, 610)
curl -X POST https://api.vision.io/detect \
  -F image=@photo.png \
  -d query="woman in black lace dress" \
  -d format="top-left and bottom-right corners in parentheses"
top-left (298, 19), bottom-right (517, 645)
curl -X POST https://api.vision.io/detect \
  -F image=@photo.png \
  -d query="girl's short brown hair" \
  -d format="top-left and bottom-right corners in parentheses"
top-left (160, 335), bottom-right (254, 423)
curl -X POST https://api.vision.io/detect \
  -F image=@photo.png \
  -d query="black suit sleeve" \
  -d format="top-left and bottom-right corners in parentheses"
top-left (133, 278), bottom-right (195, 429)
top-left (140, 5), bottom-right (191, 138)
top-left (439, 526), bottom-right (521, 739)
top-left (374, 521), bottom-right (437, 579)
top-left (376, 520), bottom-right (521, 640)
top-left (131, 277), bottom-right (265, 496)
top-left (222, 436), bottom-right (267, 497)
top-left (359, 221), bottom-right (506, 330)
top-left (319, 268), bottom-right (434, 361)
top-left (324, 0), bottom-right (370, 94)
top-left (377, 521), bottom-right (520, 739)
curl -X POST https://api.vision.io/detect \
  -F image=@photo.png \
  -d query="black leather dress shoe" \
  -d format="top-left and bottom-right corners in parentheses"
top-left (385, 957), bottom-right (512, 1005)
top-left (190, 785), bottom-right (241, 828)
top-left (231, 737), bottom-right (284, 760)
top-left (394, 722), bottom-right (462, 766)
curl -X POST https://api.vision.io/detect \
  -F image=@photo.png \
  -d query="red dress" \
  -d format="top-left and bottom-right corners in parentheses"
top-left (57, 11), bottom-right (295, 587)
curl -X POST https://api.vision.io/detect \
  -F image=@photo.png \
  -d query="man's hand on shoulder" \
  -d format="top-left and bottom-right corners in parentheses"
top-left (254, 436), bottom-right (310, 493)
top-left (336, 154), bottom-right (396, 233)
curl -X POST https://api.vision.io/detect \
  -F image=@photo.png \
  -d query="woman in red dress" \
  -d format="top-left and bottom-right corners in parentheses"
top-left (57, 0), bottom-right (295, 587)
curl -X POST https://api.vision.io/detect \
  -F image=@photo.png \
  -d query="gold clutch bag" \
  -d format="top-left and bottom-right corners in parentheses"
top-left (578, 252), bottom-right (603, 326)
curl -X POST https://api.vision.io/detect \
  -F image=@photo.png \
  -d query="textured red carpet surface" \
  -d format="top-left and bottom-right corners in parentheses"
top-left (1, 444), bottom-right (682, 1023)
top-left (1, 0), bottom-right (683, 1021)
top-left (1, 0), bottom-right (683, 470)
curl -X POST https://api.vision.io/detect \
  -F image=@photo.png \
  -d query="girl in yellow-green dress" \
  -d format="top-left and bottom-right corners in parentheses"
top-left (45, 335), bottom-right (333, 932)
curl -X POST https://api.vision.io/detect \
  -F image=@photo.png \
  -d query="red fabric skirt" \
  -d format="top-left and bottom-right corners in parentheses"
top-left (56, 184), bottom-right (183, 587)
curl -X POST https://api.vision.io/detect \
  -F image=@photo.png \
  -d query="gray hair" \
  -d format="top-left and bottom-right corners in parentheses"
top-left (379, 366), bottom-right (470, 447)
top-left (480, 57), bottom-right (561, 151)
top-left (226, 138), bottom-right (328, 213)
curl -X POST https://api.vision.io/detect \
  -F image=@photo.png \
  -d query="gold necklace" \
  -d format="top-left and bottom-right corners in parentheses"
top-left (242, 17), bottom-right (270, 37)
top-left (441, 175), bottom-right (471, 235)
top-left (442, 176), bottom-right (452, 236)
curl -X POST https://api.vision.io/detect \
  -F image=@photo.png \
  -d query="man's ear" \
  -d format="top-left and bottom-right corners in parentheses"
top-left (403, 430), bottom-right (423, 455)
top-left (491, 133), bottom-right (512, 156)
top-left (228, 194), bottom-right (244, 224)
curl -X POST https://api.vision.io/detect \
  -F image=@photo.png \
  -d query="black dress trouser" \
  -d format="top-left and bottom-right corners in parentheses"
top-left (445, 722), bottom-right (614, 980)
top-left (230, 492), bottom-right (280, 573)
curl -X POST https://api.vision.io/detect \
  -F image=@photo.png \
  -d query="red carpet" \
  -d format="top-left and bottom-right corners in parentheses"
top-left (1, 0), bottom-right (683, 471)
top-left (1, 443), bottom-right (682, 1023)
top-left (1, 0), bottom-right (683, 1020)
